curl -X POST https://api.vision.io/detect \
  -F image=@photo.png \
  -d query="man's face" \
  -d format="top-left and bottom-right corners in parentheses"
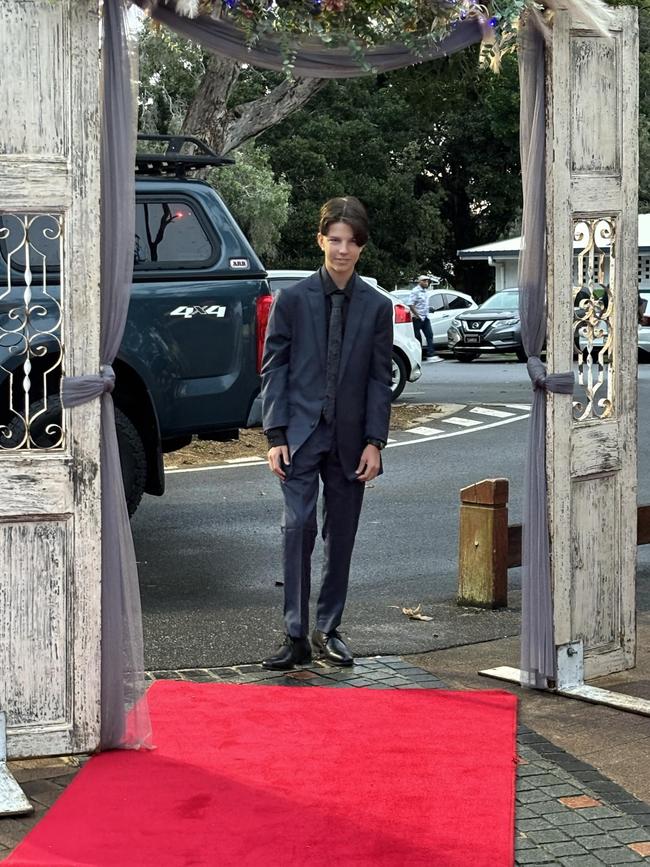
top-left (419, 279), bottom-right (431, 289)
top-left (317, 221), bottom-right (364, 278)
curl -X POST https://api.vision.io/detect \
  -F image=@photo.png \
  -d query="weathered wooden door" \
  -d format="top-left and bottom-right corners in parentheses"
top-left (546, 5), bottom-right (638, 680)
top-left (0, 0), bottom-right (102, 756)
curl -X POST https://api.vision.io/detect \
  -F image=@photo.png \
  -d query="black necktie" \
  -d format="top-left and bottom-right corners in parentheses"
top-left (323, 292), bottom-right (345, 424)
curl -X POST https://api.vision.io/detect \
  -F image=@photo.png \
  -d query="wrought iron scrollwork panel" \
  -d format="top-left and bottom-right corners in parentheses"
top-left (0, 213), bottom-right (64, 450)
top-left (572, 217), bottom-right (616, 422)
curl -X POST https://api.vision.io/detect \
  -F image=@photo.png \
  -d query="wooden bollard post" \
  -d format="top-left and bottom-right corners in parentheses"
top-left (458, 479), bottom-right (508, 608)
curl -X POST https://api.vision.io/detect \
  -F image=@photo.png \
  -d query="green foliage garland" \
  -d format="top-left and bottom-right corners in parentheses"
top-left (166, 0), bottom-right (532, 70)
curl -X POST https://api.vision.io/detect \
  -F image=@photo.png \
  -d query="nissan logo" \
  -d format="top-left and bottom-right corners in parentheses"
top-left (471, 322), bottom-right (480, 329)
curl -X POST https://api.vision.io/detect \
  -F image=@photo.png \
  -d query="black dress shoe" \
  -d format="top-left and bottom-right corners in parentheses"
top-left (312, 629), bottom-right (353, 666)
top-left (262, 635), bottom-right (312, 671)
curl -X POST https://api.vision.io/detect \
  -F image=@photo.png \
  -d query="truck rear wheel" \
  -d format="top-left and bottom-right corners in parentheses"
top-left (115, 407), bottom-right (147, 517)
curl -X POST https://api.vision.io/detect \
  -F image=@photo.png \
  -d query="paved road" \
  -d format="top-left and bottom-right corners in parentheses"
top-left (402, 353), bottom-right (534, 405)
top-left (133, 356), bottom-right (650, 670)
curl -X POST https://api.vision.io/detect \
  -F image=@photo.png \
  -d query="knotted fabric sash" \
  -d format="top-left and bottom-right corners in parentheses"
top-left (527, 356), bottom-right (573, 395)
top-left (63, 364), bottom-right (116, 406)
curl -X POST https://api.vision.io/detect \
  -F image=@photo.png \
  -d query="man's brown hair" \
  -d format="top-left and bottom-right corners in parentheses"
top-left (319, 196), bottom-right (369, 247)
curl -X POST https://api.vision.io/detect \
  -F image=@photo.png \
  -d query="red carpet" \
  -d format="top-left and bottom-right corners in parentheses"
top-left (8, 681), bottom-right (517, 866)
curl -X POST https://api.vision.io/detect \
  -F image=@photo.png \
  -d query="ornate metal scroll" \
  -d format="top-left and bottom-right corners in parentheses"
top-left (572, 217), bottom-right (616, 422)
top-left (0, 213), bottom-right (64, 450)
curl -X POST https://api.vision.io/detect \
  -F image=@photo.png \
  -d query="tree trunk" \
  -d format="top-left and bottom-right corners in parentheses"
top-left (181, 53), bottom-right (242, 154)
top-left (182, 57), bottom-right (326, 156)
top-left (220, 77), bottom-right (327, 155)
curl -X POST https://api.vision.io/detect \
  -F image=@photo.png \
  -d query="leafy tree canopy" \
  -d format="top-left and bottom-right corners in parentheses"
top-left (261, 49), bottom-right (521, 291)
top-left (139, 24), bottom-right (293, 254)
top-left (139, 2), bottom-right (650, 294)
top-left (209, 144), bottom-right (291, 258)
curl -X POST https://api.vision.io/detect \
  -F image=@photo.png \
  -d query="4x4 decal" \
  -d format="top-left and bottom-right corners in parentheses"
top-left (169, 305), bottom-right (227, 319)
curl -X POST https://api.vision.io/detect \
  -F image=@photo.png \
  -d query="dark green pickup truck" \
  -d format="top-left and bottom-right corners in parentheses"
top-left (0, 136), bottom-right (272, 514)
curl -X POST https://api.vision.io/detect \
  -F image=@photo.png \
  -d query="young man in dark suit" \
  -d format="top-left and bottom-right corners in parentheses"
top-left (261, 196), bottom-right (393, 670)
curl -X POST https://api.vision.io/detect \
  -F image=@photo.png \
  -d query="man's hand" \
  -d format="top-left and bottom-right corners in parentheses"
top-left (268, 445), bottom-right (290, 480)
top-left (355, 444), bottom-right (381, 482)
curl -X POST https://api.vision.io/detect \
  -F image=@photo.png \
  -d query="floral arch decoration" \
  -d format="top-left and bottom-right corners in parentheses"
top-left (78, 0), bottom-right (614, 750)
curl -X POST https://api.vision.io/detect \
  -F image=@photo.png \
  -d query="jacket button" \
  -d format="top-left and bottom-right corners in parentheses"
top-left (310, 421), bottom-right (316, 428)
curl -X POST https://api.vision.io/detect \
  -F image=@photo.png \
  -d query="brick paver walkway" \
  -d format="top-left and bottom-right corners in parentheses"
top-left (2, 656), bottom-right (649, 866)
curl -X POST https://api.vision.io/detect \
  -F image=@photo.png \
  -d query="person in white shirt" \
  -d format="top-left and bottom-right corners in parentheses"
top-left (408, 275), bottom-right (436, 360)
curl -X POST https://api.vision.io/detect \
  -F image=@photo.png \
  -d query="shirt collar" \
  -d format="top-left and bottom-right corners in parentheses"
top-left (320, 266), bottom-right (355, 299)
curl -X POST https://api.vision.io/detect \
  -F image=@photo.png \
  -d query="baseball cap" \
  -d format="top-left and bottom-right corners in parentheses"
top-left (418, 274), bottom-right (431, 282)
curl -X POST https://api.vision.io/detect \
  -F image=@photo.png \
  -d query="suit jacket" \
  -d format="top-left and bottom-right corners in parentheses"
top-left (261, 271), bottom-right (393, 480)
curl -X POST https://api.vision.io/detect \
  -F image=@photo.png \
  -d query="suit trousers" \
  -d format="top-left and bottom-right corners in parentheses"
top-left (280, 418), bottom-right (365, 638)
top-left (413, 316), bottom-right (435, 357)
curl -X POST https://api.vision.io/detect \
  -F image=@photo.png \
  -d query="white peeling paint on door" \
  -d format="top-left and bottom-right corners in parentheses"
top-left (546, 6), bottom-right (638, 680)
top-left (0, 0), bottom-right (102, 757)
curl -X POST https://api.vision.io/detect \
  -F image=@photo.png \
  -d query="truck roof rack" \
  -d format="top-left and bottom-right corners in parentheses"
top-left (135, 134), bottom-right (234, 177)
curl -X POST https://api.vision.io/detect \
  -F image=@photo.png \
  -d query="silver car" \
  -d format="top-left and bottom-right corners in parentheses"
top-left (447, 288), bottom-right (526, 362)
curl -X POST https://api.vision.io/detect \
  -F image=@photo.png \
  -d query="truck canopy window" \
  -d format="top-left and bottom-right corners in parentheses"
top-left (1, 204), bottom-right (222, 277)
top-left (0, 213), bottom-right (62, 278)
top-left (134, 200), bottom-right (217, 269)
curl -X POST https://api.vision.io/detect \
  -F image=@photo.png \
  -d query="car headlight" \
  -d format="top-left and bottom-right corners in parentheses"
top-left (493, 317), bottom-right (519, 330)
top-left (450, 319), bottom-right (460, 329)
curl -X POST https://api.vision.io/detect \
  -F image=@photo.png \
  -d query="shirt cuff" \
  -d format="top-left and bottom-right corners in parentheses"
top-left (265, 427), bottom-right (288, 447)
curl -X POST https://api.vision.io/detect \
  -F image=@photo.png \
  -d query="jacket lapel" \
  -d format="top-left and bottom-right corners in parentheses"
top-left (338, 273), bottom-right (368, 383)
top-left (305, 273), bottom-right (327, 371)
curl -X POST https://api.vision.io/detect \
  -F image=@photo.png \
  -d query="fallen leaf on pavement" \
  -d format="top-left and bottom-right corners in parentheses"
top-left (390, 604), bottom-right (434, 622)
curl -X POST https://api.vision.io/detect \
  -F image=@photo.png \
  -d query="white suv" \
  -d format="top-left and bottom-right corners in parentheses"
top-left (393, 286), bottom-right (477, 350)
top-left (266, 270), bottom-right (422, 400)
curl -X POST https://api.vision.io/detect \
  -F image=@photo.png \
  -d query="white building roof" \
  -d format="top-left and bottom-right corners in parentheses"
top-left (458, 214), bottom-right (650, 260)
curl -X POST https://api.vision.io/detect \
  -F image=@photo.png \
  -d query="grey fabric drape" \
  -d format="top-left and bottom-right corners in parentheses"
top-left (130, 0), bottom-right (485, 78)
top-left (62, 0), bottom-right (152, 749)
top-left (517, 21), bottom-right (574, 688)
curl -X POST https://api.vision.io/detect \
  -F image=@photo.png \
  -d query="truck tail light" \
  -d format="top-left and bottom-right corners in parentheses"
top-left (394, 303), bottom-right (411, 324)
top-left (256, 292), bottom-right (273, 373)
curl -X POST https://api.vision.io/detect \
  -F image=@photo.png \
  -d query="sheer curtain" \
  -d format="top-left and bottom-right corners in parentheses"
top-left (62, 0), bottom-right (151, 749)
top-left (517, 18), bottom-right (575, 689)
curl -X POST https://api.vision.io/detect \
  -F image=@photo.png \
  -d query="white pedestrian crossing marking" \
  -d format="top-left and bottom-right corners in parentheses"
top-left (406, 426), bottom-right (445, 436)
top-left (442, 417), bottom-right (482, 427)
top-left (169, 404), bottom-right (532, 473)
top-left (469, 406), bottom-right (516, 419)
